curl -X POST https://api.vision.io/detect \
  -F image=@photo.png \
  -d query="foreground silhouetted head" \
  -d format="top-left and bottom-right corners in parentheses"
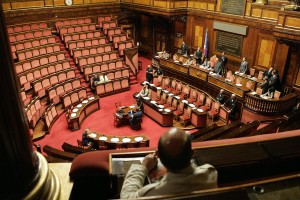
top-left (158, 127), bottom-right (193, 172)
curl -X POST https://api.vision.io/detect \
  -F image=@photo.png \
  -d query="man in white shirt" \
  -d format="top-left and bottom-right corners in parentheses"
top-left (120, 127), bottom-right (218, 198)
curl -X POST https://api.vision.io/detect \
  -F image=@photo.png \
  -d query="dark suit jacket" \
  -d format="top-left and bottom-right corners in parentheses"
top-left (216, 93), bottom-right (225, 104)
top-left (214, 62), bottom-right (223, 75)
top-left (263, 69), bottom-right (273, 79)
top-left (181, 44), bottom-right (188, 55)
top-left (221, 56), bottom-right (228, 67)
top-left (224, 97), bottom-right (238, 120)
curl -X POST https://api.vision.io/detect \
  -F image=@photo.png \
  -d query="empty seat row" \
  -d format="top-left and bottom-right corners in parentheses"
top-left (31, 68), bottom-right (76, 98)
top-left (72, 44), bottom-right (113, 64)
top-left (95, 78), bottom-right (130, 97)
top-left (21, 87), bottom-right (31, 107)
top-left (112, 34), bottom-right (127, 47)
top-left (59, 24), bottom-right (96, 38)
top-left (7, 22), bottom-right (47, 34)
top-left (43, 103), bottom-right (59, 132)
top-left (78, 51), bottom-right (118, 72)
top-left (97, 15), bottom-right (112, 27)
top-left (55, 18), bottom-right (92, 29)
top-left (25, 96), bottom-right (46, 129)
top-left (17, 44), bottom-right (61, 61)
top-left (67, 36), bottom-right (107, 51)
top-left (83, 58), bottom-right (125, 80)
top-left (107, 27), bottom-right (122, 41)
top-left (61, 87), bottom-right (88, 108)
top-left (89, 68), bottom-right (130, 86)
top-left (15, 51), bottom-right (66, 74)
top-left (102, 21), bottom-right (117, 34)
top-left (63, 30), bottom-right (102, 43)
top-left (47, 77), bottom-right (81, 104)
top-left (18, 59), bottom-right (71, 90)
top-left (9, 28), bottom-right (52, 43)
top-left (11, 36), bottom-right (57, 60)
top-left (117, 40), bottom-right (134, 56)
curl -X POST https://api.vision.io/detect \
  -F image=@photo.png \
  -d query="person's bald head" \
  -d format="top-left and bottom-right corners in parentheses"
top-left (158, 127), bottom-right (193, 172)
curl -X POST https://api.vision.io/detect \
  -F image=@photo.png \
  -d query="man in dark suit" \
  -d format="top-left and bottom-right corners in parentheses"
top-left (194, 47), bottom-right (203, 64)
top-left (146, 65), bottom-right (154, 83)
top-left (213, 58), bottom-right (223, 75)
top-left (239, 57), bottom-right (248, 74)
top-left (92, 74), bottom-right (100, 89)
top-left (216, 89), bottom-right (225, 104)
top-left (267, 69), bottom-right (280, 96)
top-left (181, 41), bottom-right (188, 55)
top-left (154, 65), bottom-right (164, 76)
top-left (129, 109), bottom-right (143, 130)
top-left (220, 52), bottom-right (228, 69)
top-left (263, 67), bottom-right (273, 79)
top-left (223, 94), bottom-right (238, 122)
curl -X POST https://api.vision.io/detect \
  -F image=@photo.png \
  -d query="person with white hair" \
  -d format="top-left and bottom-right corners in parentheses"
top-left (222, 93), bottom-right (238, 122)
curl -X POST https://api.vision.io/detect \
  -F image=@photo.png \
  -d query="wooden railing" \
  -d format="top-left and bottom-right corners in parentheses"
top-left (244, 93), bottom-right (298, 115)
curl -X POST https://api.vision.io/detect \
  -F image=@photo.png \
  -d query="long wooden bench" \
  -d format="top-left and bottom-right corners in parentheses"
top-left (9, 28), bottom-right (52, 43)
top-left (43, 103), bottom-right (59, 132)
top-left (72, 44), bottom-right (113, 64)
top-left (25, 96), bottom-right (46, 129)
top-left (61, 86), bottom-right (87, 108)
top-left (55, 17), bottom-right (92, 30)
top-left (59, 24), bottom-right (97, 40)
top-left (62, 142), bottom-right (93, 154)
top-left (43, 145), bottom-right (77, 161)
top-left (63, 30), bottom-right (102, 43)
top-left (95, 77), bottom-right (130, 97)
top-left (217, 120), bottom-right (260, 139)
top-left (7, 21), bottom-right (48, 34)
top-left (67, 36), bottom-right (107, 51)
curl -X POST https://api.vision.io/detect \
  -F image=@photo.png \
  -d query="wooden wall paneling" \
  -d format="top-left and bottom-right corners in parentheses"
top-left (256, 33), bottom-right (276, 68)
top-left (153, 0), bottom-right (167, 8)
top-left (174, 20), bottom-right (185, 50)
top-left (273, 42), bottom-right (289, 82)
top-left (193, 25), bottom-right (204, 49)
top-left (132, 0), bottom-right (150, 5)
top-left (287, 46), bottom-right (300, 88)
top-left (216, 0), bottom-right (221, 12)
top-left (2, 3), bottom-right (11, 10)
top-left (11, 1), bottom-right (45, 9)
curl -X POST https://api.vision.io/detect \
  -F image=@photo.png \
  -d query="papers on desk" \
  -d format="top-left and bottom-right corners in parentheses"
top-left (251, 92), bottom-right (257, 95)
top-left (174, 60), bottom-right (179, 63)
top-left (122, 138), bottom-right (131, 143)
top-left (72, 108), bottom-right (78, 112)
top-left (158, 105), bottom-right (164, 108)
top-left (150, 101), bottom-right (157, 104)
top-left (188, 104), bottom-right (196, 107)
top-left (182, 100), bottom-right (188, 104)
top-left (239, 73), bottom-right (244, 76)
top-left (158, 109), bottom-right (163, 112)
top-left (99, 136), bottom-right (108, 141)
top-left (89, 96), bottom-right (95, 100)
top-left (235, 83), bottom-right (242, 86)
top-left (82, 100), bottom-right (88, 103)
top-left (89, 133), bottom-right (97, 138)
top-left (155, 55), bottom-right (160, 58)
top-left (134, 136), bottom-right (143, 142)
top-left (150, 84), bottom-right (155, 86)
top-left (163, 90), bottom-right (169, 93)
top-left (143, 97), bottom-right (150, 100)
top-left (111, 137), bottom-right (120, 142)
top-left (70, 113), bottom-right (76, 117)
top-left (157, 51), bottom-right (163, 54)
top-left (251, 77), bottom-right (257, 81)
top-left (168, 93), bottom-right (174, 96)
top-left (235, 71), bottom-right (239, 74)
top-left (225, 79), bottom-right (231, 82)
top-left (164, 109), bottom-right (171, 112)
top-left (174, 96), bottom-right (180, 99)
top-left (129, 105), bottom-right (135, 108)
top-left (156, 87), bottom-right (162, 90)
top-left (77, 104), bottom-right (83, 108)
top-left (197, 108), bottom-right (204, 112)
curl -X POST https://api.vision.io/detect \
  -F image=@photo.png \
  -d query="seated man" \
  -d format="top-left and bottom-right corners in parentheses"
top-left (120, 127), bottom-right (218, 198)
top-left (200, 57), bottom-right (210, 69)
top-left (92, 74), bottom-right (100, 88)
top-left (82, 129), bottom-right (92, 146)
top-left (129, 109), bottom-right (143, 130)
top-left (138, 84), bottom-right (149, 98)
top-left (184, 57), bottom-right (193, 65)
top-left (213, 58), bottom-right (223, 75)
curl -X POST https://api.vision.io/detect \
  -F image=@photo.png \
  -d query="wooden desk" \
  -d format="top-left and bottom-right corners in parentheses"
top-left (142, 97), bottom-right (174, 127)
top-left (189, 65), bottom-right (210, 82)
top-left (190, 109), bottom-right (207, 128)
top-left (115, 105), bottom-right (137, 127)
top-left (234, 72), bottom-right (264, 91)
top-left (208, 75), bottom-right (250, 98)
top-left (159, 58), bottom-right (189, 74)
top-left (69, 96), bottom-right (100, 130)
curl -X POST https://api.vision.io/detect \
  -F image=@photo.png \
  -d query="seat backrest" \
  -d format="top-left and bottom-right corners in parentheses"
top-left (274, 90), bottom-right (281, 100)
top-left (226, 71), bottom-right (233, 79)
top-left (206, 97), bottom-right (212, 108)
top-left (258, 71), bottom-right (264, 80)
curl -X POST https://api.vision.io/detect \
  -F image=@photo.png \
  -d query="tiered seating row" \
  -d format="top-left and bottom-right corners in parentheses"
top-left (18, 59), bottom-right (71, 91)
top-left (95, 78), bottom-right (130, 97)
top-left (83, 58), bottom-right (124, 80)
top-left (117, 40), bottom-right (134, 56)
top-left (31, 68), bottom-right (76, 98)
top-left (17, 44), bottom-right (61, 61)
top-left (21, 87), bottom-right (31, 107)
top-left (61, 87), bottom-right (88, 108)
top-left (97, 16), bottom-right (113, 28)
top-left (59, 24), bottom-right (96, 39)
top-left (44, 103), bottom-right (59, 132)
top-left (112, 34), bottom-right (127, 47)
top-left (67, 37), bottom-right (107, 51)
top-left (102, 21), bottom-right (117, 34)
top-left (89, 68), bottom-right (130, 85)
top-left (15, 51), bottom-right (67, 75)
top-left (78, 51), bottom-right (118, 72)
top-left (47, 77), bottom-right (81, 104)
top-left (10, 36), bottom-right (56, 59)
top-left (25, 96), bottom-right (46, 128)
top-left (73, 44), bottom-right (113, 64)
top-left (9, 28), bottom-right (52, 43)
top-left (64, 30), bottom-right (102, 43)
top-left (7, 22), bottom-right (47, 34)
top-left (55, 17), bottom-right (92, 29)
top-left (107, 27), bottom-right (122, 41)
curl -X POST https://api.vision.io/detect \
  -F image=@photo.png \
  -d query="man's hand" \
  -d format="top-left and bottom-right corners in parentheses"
top-left (142, 153), bottom-right (158, 172)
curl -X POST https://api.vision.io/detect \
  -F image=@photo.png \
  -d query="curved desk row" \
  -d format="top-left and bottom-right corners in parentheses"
top-left (68, 96), bottom-right (100, 130)
top-left (87, 132), bottom-right (150, 149)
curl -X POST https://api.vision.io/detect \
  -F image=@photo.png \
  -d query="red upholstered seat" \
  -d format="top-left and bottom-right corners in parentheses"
top-left (163, 95), bottom-right (173, 108)
top-left (165, 98), bottom-right (178, 112)
top-left (194, 92), bottom-right (206, 108)
top-left (207, 101), bottom-right (221, 121)
top-left (178, 85), bottom-right (190, 99)
top-left (157, 92), bottom-right (167, 105)
top-left (154, 75), bottom-right (163, 87)
top-left (187, 89), bottom-right (198, 103)
top-left (200, 97), bottom-right (212, 112)
top-left (173, 101), bottom-right (184, 121)
top-left (173, 82), bottom-right (182, 96)
top-left (160, 78), bottom-right (170, 90)
top-left (180, 106), bottom-right (192, 127)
